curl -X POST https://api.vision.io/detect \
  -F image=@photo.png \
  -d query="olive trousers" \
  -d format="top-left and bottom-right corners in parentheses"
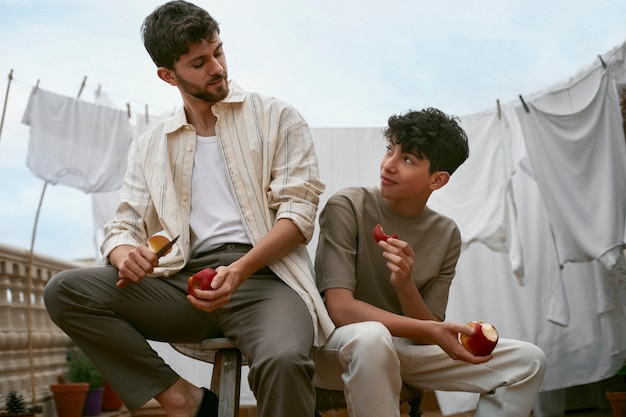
top-left (44, 244), bottom-right (315, 417)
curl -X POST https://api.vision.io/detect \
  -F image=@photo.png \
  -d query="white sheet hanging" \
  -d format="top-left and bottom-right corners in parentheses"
top-left (516, 67), bottom-right (626, 273)
top-left (21, 88), bottom-right (133, 193)
top-left (428, 110), bottom-right (525, 283)
top-left (89, 88), bottom-right (173, 262)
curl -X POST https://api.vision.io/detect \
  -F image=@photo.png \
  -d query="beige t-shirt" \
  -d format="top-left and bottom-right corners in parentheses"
top-left (314, 186), bottom-right (461, 320)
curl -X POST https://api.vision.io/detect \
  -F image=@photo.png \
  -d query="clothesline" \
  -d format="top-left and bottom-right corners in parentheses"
top-left (1, 71), bottom-right (177, 131)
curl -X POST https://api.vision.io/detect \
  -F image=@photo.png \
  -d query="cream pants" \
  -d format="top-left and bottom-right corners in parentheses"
top-left (311, 321), bottom-right (546, 417)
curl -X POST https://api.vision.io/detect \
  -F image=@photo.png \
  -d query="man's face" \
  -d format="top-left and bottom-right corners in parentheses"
top-left (170, 33), bottom-right (229, 104)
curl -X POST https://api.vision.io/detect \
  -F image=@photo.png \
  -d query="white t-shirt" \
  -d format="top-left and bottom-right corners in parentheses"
top-left (189, 135), bottom-right (250, 254)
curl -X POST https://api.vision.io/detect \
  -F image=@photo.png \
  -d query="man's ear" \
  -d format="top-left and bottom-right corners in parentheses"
top-left (157, 67), bottom-right (177, 86)
top-left (430, 171), bottom-right (450, 190)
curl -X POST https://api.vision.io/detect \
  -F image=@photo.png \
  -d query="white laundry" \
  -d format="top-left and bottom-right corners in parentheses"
top-left (428, 110), bottom-right (525, 283)
top-left (516, 67), bottom-right (626, 275)
top-left (22, 87), bottom-right (133, 193)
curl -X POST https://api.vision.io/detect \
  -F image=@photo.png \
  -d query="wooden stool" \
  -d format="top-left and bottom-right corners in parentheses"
top-left (172, 338), bottom-right (423, 417)
top-left (172, 339), bottom-right (243, 417)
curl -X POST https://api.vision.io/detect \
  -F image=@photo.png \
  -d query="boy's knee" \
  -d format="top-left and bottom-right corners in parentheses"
top-left (344, 321), bottom-right (397, 362)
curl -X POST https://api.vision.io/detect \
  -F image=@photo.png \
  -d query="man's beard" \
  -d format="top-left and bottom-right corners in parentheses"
top-left (175, 71), bottom-right (229, 103)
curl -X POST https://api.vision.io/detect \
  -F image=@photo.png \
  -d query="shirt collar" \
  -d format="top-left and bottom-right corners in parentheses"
top-left (162, 80), bottom-right (247, 134)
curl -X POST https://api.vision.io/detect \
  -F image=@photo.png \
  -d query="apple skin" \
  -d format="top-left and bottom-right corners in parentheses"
top-left (373, 223), bottom-right (398, 243)
top-left (459, 321), bottom-right (499, 356)
top-left (147, 235), bottom-right (172, 256)
top-left (187, 268), bottom-right (217, 297)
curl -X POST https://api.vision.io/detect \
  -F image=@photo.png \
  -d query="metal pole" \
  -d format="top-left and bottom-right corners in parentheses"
top-left (0, 69), bottom-right (14, 144)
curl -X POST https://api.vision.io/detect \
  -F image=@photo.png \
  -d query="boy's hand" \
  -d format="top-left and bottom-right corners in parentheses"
top-left (378, 237), bottom-right (415, 289)
top-left (430, 321), bottom-right (493, 364)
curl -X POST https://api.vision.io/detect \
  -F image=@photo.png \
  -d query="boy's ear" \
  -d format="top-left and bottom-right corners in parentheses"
top-left (430, 171), bottom-right (450, 190)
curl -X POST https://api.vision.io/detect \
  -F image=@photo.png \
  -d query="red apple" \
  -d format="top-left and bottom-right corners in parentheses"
top-left (187, 268), bottom-right (217, 297)
top-left (459, 321), bottom-right (499, 356)
top-left (373, 223), bottom-right (398, 243)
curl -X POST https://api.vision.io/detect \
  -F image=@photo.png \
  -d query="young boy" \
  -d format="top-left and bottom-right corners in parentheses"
top-left (312, 108), bottom-right (546, 417)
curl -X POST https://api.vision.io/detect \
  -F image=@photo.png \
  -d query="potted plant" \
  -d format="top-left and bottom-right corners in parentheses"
top-left (65, 348), bottom-right (104, 417)
top-left (607, 362), bottom-right (626, 417)
top-left (1, 391), bottom-right (41, 417)
top-left (49, 346), bottom-right (92, 417)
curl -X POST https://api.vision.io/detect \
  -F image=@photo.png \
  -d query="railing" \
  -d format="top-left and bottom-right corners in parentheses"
top-left (0, 243), bottom-right (87, 412)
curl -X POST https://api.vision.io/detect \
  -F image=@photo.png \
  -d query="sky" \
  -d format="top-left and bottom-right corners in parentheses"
top-left (0, 0), bottom-right (625, 262)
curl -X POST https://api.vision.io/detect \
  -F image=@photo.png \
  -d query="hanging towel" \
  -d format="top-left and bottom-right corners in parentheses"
top-left (516, 67), bottom-right (626, 276)
top-left (21, 87), bottom-right (133, 193)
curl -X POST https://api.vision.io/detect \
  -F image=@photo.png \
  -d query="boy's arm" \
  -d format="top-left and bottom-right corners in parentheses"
top-left (324, 287), bottom-right (491, 364)
top-left (377, 237), bottom-right (443, 321)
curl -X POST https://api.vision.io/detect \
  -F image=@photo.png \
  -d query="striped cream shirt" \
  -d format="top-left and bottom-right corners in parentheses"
top-left (102, 81), bottom-right (334, 345)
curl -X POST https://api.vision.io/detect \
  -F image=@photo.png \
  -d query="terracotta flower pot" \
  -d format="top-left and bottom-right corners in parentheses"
top-left (50, 383), bottom-right (89, 417)
top-left (607, 391), bottom-right (626, 417)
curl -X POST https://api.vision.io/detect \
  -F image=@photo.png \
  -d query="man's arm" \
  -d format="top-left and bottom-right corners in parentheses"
top-left (377, 237), bottom-right (443, 321)
top-left (188, 218), bottom-right (304, 310)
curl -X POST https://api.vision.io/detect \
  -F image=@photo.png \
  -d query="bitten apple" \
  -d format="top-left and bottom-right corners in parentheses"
top-left (373, 223), bottom-right (398, 243)
top-left (459, 321), bottom-right (499, 356)
top-left (187, 268), bottom-right (217, 297)
top-left (147, 235), bottom-right (172, 256)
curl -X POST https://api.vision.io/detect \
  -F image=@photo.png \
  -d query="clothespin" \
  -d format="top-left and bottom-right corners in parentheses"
top-left (126, 103), bottom-right (131, 119)
top-left (33, 79), bottom-right (40, 94)
top-left (519, 95), bottom-right (529, 113)
top-left (598, 55), bottom-right (607, 70)
top-left (96, 84), bottom-right (101, 97)
top-left (77, 76), bottom-right (87, 99)
top-left (145, 104), bottom-right (149, 125)
top-left (496, 99), bottom-right (501, 120)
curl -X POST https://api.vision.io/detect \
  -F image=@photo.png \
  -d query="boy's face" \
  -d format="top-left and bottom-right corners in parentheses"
top-left (379, 142), bottom-right (449, 213)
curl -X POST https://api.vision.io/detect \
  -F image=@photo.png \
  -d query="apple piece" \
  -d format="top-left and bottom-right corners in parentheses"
top-left (187, 267), bottom-right (217, 297)
top-left (459, 321), bottom-right (499, 356)
top-left (373, 223), bottom-right (398, 243)
top-left (147, 235), bottom-right (172, 256)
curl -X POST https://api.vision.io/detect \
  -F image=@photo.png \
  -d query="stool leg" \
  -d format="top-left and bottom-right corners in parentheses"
top-left (407, 395), bottom-right (423, 417)
top-left (211, 349), bottom-right (242, 417)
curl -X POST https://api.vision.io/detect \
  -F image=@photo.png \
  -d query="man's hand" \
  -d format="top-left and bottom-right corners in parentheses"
top-left (186, 264), bottom-right (246, 312)
top-left (111, 245), bottom-right (159, 288)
